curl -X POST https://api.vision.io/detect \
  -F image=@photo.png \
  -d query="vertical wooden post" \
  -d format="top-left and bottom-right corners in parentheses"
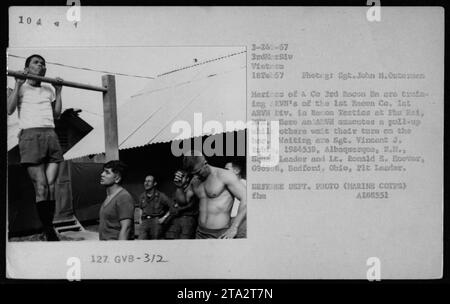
top-left (102, 75), bottom-right (119, 161)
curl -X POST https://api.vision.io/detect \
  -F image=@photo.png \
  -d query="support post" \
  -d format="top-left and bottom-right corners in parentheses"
top-left (102, 75), bottom-right (119, 161)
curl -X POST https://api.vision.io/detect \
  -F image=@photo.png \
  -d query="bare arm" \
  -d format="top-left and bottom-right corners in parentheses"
top-left (220, 170), bottom-right (247, 239)
top-left (169, 185), bottom-right (194, 223)
top-left (159, 193), bottom-right (196, 224)
top-left (158, 211), bottom-right (171, 224)
top-left (52, 78), bottom-right (63, 119)
top-left (158, 195), bottom-right (175, 224)
top-left (174, 198), bottom-right (195, 212)
top-left (7, 78), bottom-right (25, 115)
top-left (174, 186), bottom-right (189, 205)
top-left (118, 219), bottom-right (132, 240)
top-left (173, 170), bottom-right (194, 206)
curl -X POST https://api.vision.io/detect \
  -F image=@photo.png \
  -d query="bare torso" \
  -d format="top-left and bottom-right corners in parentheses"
top-left (191, 167), bottom-right (234, 229)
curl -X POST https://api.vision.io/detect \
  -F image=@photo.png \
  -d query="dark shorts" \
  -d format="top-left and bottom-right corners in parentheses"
top-left (18, 128), bottom-right (64, 165)
top-left (195, 225), bottom-right (229, 239)
top-left (235, 218), bottom-right (247, 239)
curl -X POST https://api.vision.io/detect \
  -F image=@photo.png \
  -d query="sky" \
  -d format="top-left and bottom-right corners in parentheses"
top-left (7, 47), bottom-right (244, 126)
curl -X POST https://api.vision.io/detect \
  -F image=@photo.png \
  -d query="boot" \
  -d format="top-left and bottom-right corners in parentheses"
top-left (36, 200), bottom-right (59, 241)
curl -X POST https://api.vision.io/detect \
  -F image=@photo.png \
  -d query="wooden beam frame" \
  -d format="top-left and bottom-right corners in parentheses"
top-left (7, 70), bottom-right (119, 162)
top-left (7, 70), bottom-right (107, 92)
top-left (101, 75), bottom-right (119, 161)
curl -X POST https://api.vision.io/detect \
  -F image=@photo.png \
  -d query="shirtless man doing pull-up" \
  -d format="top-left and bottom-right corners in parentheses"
top-left (174, 152), bottom-right (246, 239)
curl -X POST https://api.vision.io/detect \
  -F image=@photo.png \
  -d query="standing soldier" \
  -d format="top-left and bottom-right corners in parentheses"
top-left (137, 175), bottom-right (173, 240)
top-left (165, 170), bottom-right (198, 240)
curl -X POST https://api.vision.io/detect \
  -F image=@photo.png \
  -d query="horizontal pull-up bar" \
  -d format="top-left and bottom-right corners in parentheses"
top-left (8, 70), bottom-right (119, 162)
top-left (7, 70), bottom-right (108, 93)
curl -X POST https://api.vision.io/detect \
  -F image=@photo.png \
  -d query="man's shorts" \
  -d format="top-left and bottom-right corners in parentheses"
top-left (195, 225), bottom-right (229, 239)
top-left (18, 128), bottom-right (64, 165)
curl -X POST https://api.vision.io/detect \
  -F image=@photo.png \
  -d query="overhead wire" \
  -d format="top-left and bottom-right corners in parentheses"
top-left (7, 54), bottom-right (156, 79)
top-left (7, 50), bottom-right (247, 129)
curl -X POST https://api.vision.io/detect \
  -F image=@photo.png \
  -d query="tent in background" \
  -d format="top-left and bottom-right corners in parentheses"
top-left (64, 51), bottom-right (246, 159)
top-left (64, 50), bottom-right (247, 223)
top-left (8, 50), bottom-right (247, 238)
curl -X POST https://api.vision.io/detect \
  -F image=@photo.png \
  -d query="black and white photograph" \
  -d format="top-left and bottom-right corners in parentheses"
top-left (4, 6), bottom-right (444, 281)
top-left (7, 47), bottom-right (247, 242)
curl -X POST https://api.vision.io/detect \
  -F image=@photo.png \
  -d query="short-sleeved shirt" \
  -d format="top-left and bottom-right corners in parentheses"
top-left (18, 82), bottom-right (55, 130)
top-left (138, 190), bottom-right (172, 217)
top-left (99, 188), bottom-right (135, 240)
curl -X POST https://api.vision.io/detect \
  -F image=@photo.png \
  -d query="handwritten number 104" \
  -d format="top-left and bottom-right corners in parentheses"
top-left (18, 16), bottom-right (42, 25)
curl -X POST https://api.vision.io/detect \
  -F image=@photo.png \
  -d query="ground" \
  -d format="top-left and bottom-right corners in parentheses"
top-left (9, 224), bottom-right (100, 242)
top-left (8, 222), bottom-right (141, 241)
